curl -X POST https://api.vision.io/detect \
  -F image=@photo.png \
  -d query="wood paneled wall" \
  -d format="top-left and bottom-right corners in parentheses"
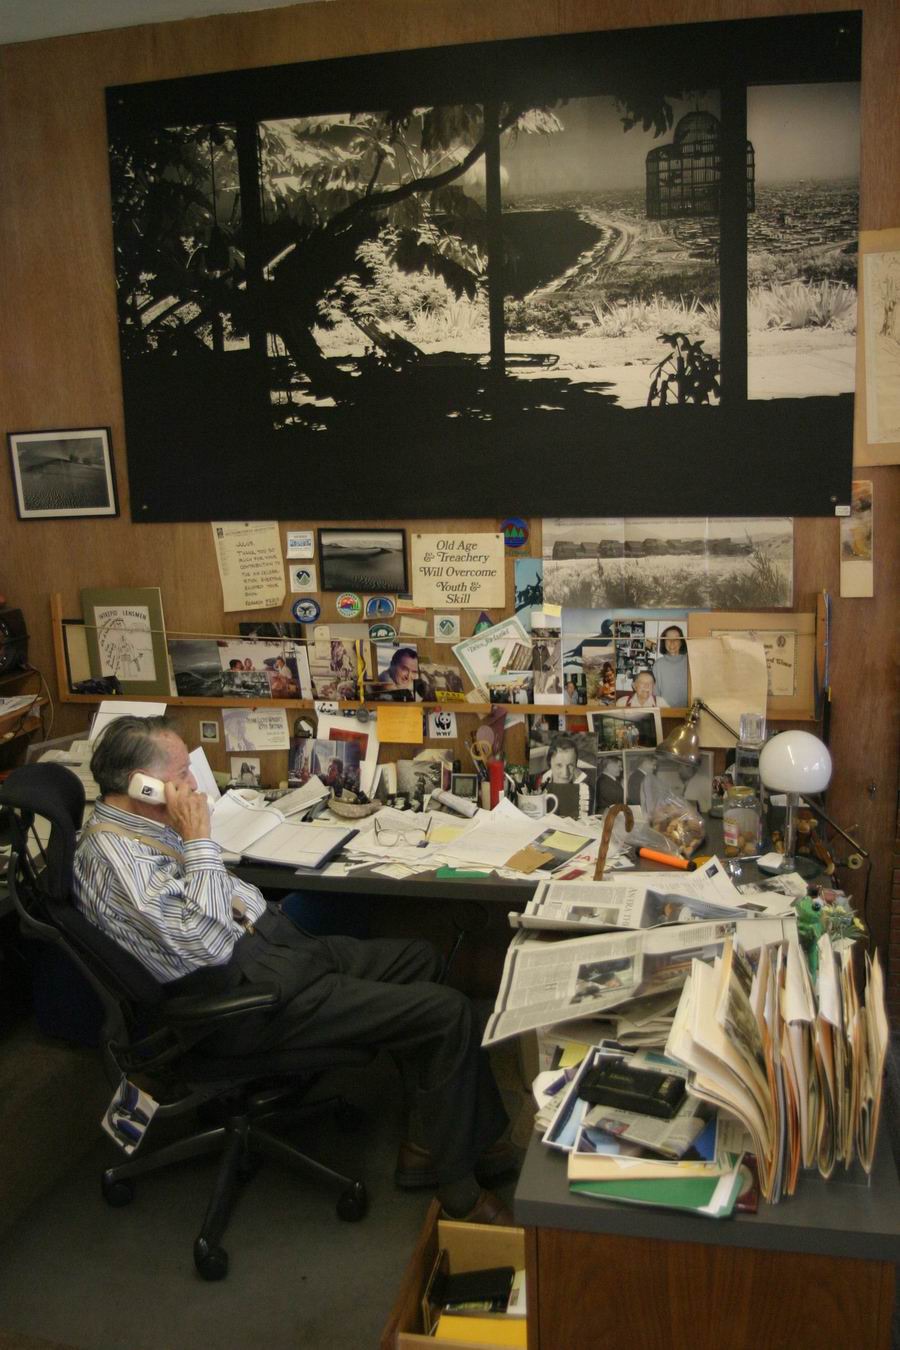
top-left (0, 0), bottom-right (897, 953)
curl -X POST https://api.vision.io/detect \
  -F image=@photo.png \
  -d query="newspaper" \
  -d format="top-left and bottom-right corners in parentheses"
top-left (510, 857), bottom-right (791, 933)
top-left (482, 915), bottom-right (793, 1046)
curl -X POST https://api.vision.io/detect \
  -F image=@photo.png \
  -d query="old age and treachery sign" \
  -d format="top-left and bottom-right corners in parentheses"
top-left (411, 533), bottom-right (505, 609)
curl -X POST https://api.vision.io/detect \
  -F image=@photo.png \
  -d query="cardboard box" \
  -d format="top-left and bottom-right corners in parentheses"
top-left (381, 1199), bottom-right (527, 1350)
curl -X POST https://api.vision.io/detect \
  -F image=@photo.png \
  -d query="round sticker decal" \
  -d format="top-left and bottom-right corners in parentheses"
top-left (364, 595), bottom-right (397, 619)
top-left (336, 592), bottom-right (362, 619)
top-left (500, 516), bottom-right (529, 548)
top-left (290, 597), bottom-right (321, 623)
top-left (368, 623), bottom-right (397, 641)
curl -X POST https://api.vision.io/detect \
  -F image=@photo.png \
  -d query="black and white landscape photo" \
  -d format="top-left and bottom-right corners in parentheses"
top-left (543, 516), bottom-right (793, 609)
top-left (318, 529), bottom-right (407, 593)
top-left (106, 15), bottom-right (861, 519)
top-left (8, 428), bottom-right (117, 519)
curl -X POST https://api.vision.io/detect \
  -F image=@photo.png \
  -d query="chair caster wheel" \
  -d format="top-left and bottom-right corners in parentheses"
top-left (194, 1238), bottom-right (229, 1281)
top-left (337, 1181), bottom-right (367, 1222)
top-left (102, 1174), bottom-right (135, 1207)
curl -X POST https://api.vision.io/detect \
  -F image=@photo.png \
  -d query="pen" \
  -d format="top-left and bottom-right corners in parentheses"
top-left (638, 847), bottom-right (696, 871)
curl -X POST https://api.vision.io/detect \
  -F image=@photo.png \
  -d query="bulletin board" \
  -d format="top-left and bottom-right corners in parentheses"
top-left (687, 610), bottom-right (817, 720)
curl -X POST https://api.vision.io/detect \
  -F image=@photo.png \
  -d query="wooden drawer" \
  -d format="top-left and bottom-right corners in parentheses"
top-left (381, 1198), bottom-right (528, 1349)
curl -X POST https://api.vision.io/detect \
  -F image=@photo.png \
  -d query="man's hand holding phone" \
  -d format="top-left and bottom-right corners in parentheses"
top-left (163, 779), bottom-right (211, 841)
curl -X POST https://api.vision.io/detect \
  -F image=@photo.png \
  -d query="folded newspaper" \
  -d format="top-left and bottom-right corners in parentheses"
top-left (509, 857), bottom-right (794, 934)
top-left (482, 915), bottom-right (795, 1047)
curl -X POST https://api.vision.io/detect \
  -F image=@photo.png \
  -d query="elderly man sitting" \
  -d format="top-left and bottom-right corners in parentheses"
top-left (74, 715), bottom-right (515, 1224)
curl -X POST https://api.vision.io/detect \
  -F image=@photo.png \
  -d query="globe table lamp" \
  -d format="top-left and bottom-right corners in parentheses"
top-left (758, 730), bottom-right (832, 872)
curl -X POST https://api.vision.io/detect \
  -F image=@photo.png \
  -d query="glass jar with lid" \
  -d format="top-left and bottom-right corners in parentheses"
top-left (722, 785), bottom-right (762, 857)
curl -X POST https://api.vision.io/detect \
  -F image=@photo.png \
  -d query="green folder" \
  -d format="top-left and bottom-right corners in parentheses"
top-left (570, 1168), bottom-right (742, 1218)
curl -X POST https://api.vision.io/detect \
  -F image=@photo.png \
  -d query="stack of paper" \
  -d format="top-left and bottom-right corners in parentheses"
top-left (666, 931), bottom-right (888, 1201)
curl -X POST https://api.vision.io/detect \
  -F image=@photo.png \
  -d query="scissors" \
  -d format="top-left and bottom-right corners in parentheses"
top-left (468, 736), bottom-right (494, 780)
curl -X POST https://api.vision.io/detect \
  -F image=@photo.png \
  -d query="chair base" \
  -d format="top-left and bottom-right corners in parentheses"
top-left (102, 1083), bottom-right (368, 1279)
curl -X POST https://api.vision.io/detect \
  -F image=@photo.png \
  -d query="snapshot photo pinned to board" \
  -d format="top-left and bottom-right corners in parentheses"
top-left (106, 14), bottom-right (860, 521)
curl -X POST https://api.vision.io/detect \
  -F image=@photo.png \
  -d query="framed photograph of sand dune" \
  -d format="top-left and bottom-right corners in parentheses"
top-left (8, 427), bottom-right (118, 520)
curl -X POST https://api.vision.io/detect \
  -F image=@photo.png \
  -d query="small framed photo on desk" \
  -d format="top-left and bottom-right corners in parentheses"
top-left (451, 772), bottom-right (479, 802)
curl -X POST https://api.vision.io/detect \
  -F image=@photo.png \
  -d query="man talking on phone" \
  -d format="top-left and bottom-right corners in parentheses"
top-left (74, 716), bottom-right (514, 1225)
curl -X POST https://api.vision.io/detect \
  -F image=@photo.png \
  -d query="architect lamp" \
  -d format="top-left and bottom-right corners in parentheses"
top-left (758, 730), bottom-right (832, 872)
top-left (656, 699), bottom-right (740, 771)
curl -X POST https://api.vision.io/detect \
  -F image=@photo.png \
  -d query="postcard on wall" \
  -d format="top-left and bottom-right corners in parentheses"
top-left (217, 637), bottom-right (312, 698)
top-left (212, 520), bottom-right (285, 612)
top-left (222, 707), bottom-right (290, 752)
top-left (81, 586), bottom-right (170, 696)
top-left (411, 533), bottom-right (505, 609)
top-left (839, 479), bottom-right (874, 598)
top-left (452, 615), bottom-right (531, 698)
top-left (168, 639), bottom-right (225, 698)
top-left (285, 529), bottom-right (315, 559)
top-left (514, 557), bottom-right (544, 629)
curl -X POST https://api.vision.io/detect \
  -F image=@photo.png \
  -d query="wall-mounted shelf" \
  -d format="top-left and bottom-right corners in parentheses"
top-left (50, 595), bottom-right (817, 723)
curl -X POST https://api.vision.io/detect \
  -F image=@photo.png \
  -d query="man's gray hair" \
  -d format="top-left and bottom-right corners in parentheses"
top-left (90, 715), bottom-right (177, 796)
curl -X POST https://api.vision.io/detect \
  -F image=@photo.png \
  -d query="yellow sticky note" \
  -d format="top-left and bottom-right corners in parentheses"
top-left (540, 831), bottom-right (590, 851)
top-left (430, 823), bottom-right (468, 844)
top-left (542, 602), bottom-right (562, 617)
top-left (376, 704), bottom-right (424, 744)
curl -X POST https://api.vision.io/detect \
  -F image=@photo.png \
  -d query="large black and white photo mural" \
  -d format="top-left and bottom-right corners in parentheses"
top-left (106, 13), bottom-right (861, 521)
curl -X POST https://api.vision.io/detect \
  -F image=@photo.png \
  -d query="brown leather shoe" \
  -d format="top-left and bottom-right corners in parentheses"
top-left (394, 1138), bottom-right (520, 1190)
top-left (441, 1188), bottom-right (515, 1227)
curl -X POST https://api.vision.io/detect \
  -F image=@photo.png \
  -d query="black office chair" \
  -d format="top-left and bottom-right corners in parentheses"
top-left (0, 763), bottom-right (371, 1280)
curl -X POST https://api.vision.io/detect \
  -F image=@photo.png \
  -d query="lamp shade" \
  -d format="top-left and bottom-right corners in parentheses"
top-left (758, 730), bottom-right (832, 794)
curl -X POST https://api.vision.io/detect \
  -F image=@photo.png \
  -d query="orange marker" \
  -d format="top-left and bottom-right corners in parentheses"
top-left (638, 847), bottom-right (696, 871)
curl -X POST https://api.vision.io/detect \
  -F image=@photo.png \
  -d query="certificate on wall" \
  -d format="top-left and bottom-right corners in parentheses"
top-left (212, 520), bottom-right (285, 612)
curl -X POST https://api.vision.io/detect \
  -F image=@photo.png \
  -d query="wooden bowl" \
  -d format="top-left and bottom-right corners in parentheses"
top-left (327, 794), bottom-right (380, 819)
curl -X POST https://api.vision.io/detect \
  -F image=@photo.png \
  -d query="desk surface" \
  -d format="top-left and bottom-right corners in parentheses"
top-left (234, 860), bottom-right (538, 903)
top-left (514, 1127), bottom-right (900, 1263)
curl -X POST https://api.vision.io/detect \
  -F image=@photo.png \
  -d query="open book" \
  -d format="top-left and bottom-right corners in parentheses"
top-left (210, 791), bottom-right (355, 869)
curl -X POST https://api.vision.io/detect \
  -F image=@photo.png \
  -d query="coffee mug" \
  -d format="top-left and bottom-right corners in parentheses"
top-left (518, 790), bottom-right (558, 818)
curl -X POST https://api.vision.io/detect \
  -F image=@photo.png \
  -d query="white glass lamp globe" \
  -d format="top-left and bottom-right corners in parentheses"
top-left (758, 730), bottom-right (832, 794)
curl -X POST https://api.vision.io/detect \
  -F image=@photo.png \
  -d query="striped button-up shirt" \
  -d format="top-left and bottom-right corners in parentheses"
top-left (73, 799), bottom-right (267, 983)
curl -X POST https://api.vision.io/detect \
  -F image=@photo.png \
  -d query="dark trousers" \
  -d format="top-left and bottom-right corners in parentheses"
top-left (201, 907), bottom-right (508, 1185)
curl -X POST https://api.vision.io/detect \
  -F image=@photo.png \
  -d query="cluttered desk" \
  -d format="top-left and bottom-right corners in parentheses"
top-left (12, 696), bottom-right (892, 1338)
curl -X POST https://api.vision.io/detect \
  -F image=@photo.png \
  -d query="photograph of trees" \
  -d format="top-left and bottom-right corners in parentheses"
top-left (106, 13), bottom-right (860, 521)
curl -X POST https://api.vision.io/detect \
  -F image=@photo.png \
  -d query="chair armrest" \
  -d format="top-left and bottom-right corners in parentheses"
top-left (162, 981), bottom-right (280, 1025)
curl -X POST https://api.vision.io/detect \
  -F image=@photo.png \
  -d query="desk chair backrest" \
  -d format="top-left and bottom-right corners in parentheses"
top-left (0, 763), bottom-right (167, 1080)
